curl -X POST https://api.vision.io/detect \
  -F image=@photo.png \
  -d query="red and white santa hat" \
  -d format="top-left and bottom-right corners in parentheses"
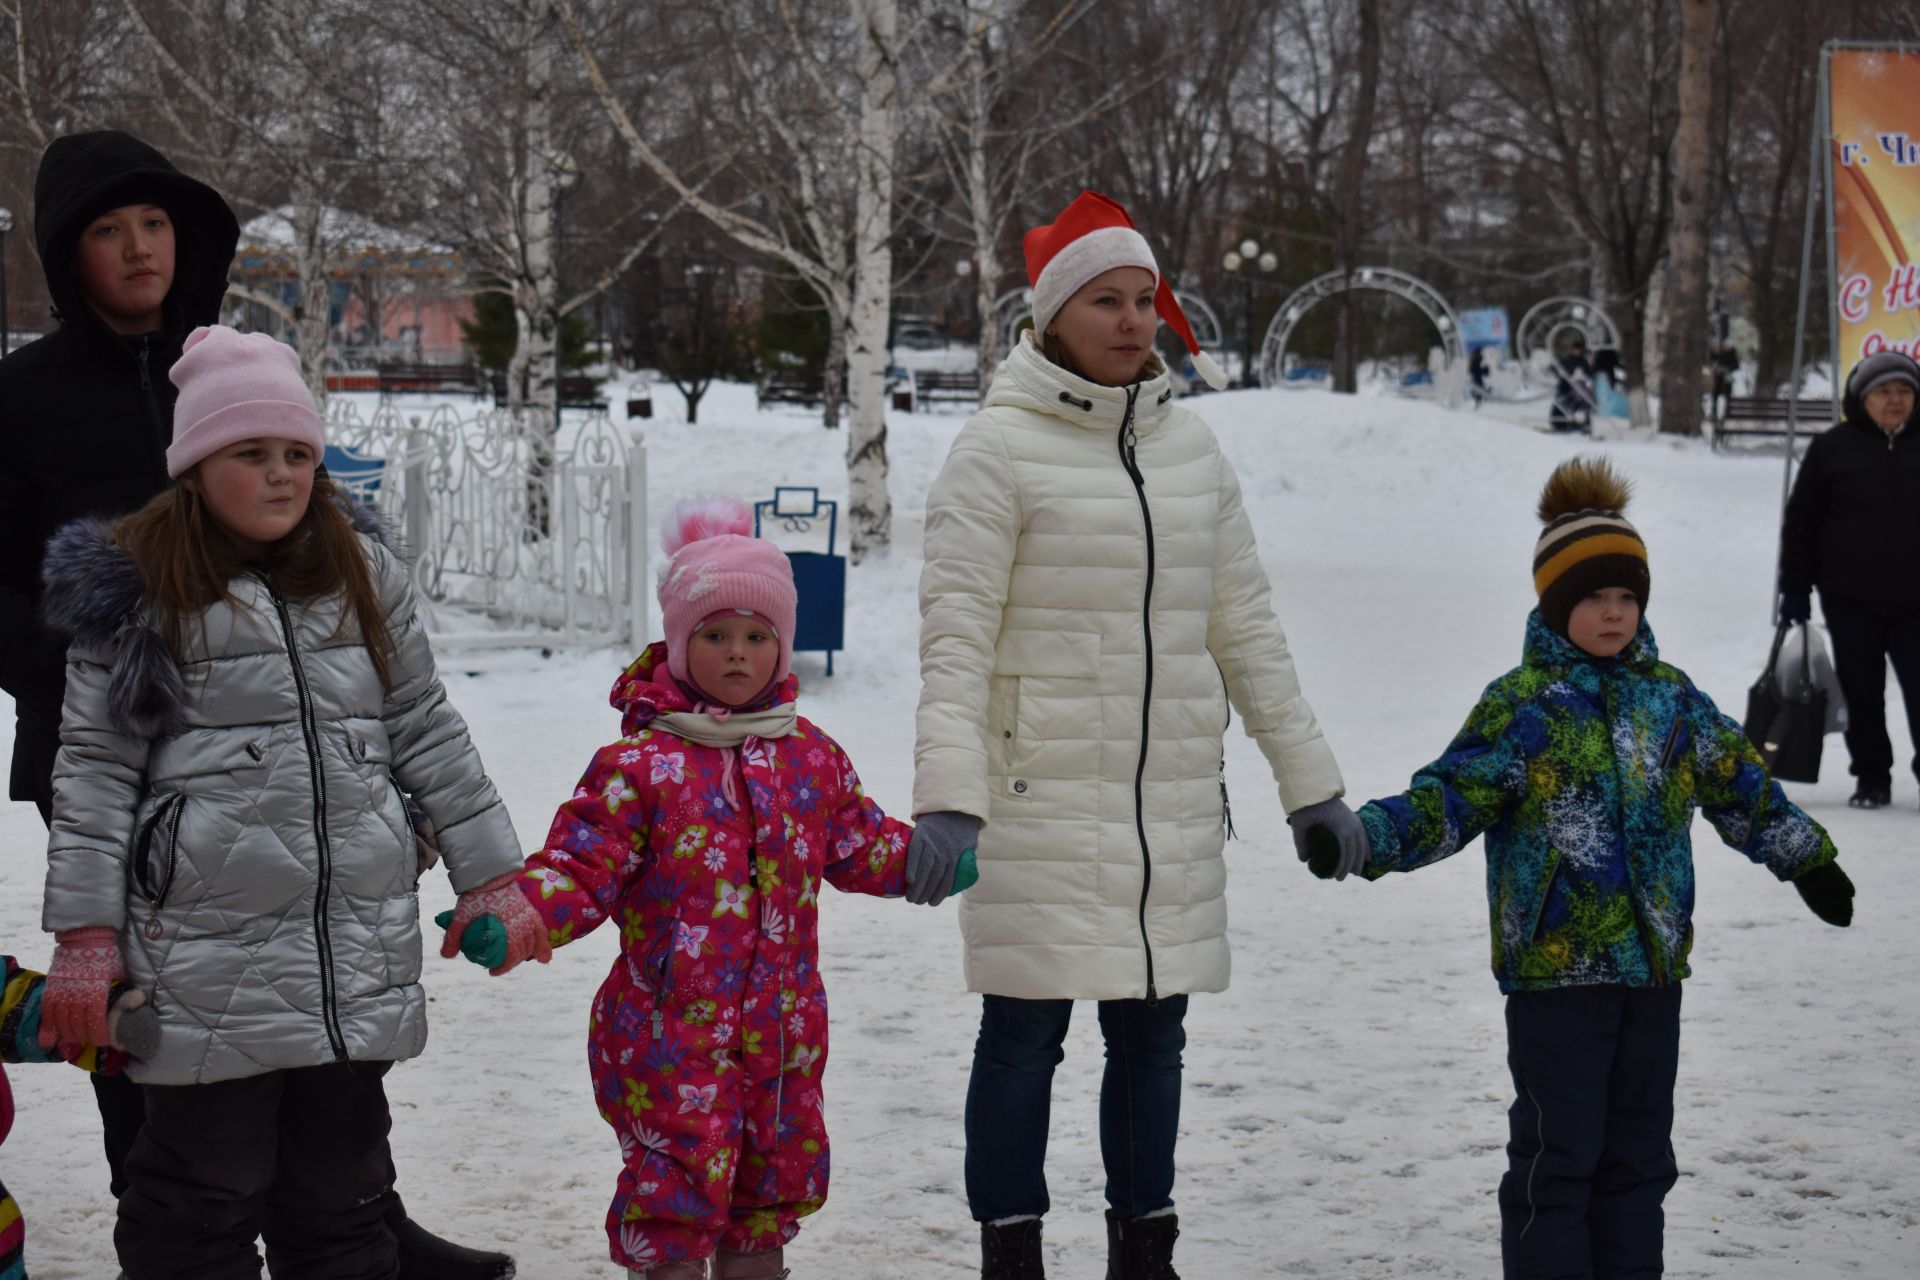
top-left (1024, 190), bottom-right (1229, 389)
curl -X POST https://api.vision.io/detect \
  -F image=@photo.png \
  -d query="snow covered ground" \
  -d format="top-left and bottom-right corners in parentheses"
top-left (4, 380), bottom-right (1915, 1278)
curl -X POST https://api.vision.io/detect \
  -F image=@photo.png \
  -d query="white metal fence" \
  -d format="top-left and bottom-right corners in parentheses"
top-left (324, 399), bottom-right (649, 649)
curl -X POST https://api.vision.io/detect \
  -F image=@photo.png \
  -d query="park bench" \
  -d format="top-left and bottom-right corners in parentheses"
top-left (321, 443), bottom-right (386, 501)
top-left (907, 367), bottom-right (981, 410)
top-left (1711, 396), bottom-right (1835, 450)
top-left (488, 372), bottom-right (609, 411)
top-left (377, 362), bottom-right (483, 396)
top-left (757, 370), bottom-right (828, 410)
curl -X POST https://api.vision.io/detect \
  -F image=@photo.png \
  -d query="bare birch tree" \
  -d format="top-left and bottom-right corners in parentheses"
top-left (1658, 0), bottom-right (1717, 436)
top-left (1433, 0), bottom-right (1681, 427)
top-left (0, 1), bottom-right (134, 159)
top-left (556, 0), bottom-right (903, 560)
top-left (118, 0), bottom-right (400, 406)
top-left (917, 0), bottom-right (1107, 385)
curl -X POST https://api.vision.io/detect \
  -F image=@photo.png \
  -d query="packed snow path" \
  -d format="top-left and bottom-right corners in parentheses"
top-left (4, 384), bottom-right (1913, 1277)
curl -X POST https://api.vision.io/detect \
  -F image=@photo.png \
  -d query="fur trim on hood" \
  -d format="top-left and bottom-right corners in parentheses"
top-left (37, 495), bottom-right (398, 737)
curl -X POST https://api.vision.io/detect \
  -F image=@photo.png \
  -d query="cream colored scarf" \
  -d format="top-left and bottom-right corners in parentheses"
top-left (653, 702), bottom-right (798, 748)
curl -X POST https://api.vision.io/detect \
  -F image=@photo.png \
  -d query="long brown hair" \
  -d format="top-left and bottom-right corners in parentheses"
top-left (114, 470), bottom-right (395, 690)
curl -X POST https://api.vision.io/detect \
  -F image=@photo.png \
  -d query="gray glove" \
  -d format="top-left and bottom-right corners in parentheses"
top-left (1286, 796), bottom-right (1369, 881)
top-left (905, 810), bottom-right (981, 906)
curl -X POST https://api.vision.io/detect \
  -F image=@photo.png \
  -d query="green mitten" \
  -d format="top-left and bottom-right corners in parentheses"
top-left (433, 909), bottom-right (510, 968)
top-left (951, 847), bottom-right (979, 894)
top-left (1305, 825), bottom-right (1341, 881)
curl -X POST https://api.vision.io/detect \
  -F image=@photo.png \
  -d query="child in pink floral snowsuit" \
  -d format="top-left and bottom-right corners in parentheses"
top-left (460, 501), bottom-right (917, 1279)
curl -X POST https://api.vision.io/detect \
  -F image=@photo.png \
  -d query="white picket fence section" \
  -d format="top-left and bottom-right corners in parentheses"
top-left (324, 399), bottom-right (649, 649)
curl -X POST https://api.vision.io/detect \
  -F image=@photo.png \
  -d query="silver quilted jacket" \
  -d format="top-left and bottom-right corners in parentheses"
top-left (38, 515), bottom-right (522, 1085)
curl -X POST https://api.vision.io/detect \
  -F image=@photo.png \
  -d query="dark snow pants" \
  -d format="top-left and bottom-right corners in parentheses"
top-left (1820, 595), bottom-right (1920, 792)
top-left (1498, 984), bottom-right (1682, 1280)
top-left (116, 1061), bottom-right (399, 1280)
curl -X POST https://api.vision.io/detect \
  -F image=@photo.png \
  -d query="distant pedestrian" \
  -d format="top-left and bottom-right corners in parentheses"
top-left (1779, 349), bottom-right (1920, 808)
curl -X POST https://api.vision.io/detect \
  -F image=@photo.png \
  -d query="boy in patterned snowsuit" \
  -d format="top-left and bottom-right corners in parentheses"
top-left (1347, 457), bottom-right (1855, 1280)
top-left (457, 501), bottom-right (922, 1279)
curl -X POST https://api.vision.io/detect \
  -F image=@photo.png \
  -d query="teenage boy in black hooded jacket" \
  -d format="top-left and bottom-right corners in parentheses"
top-left (0, 130), bottom-right (515, 1280)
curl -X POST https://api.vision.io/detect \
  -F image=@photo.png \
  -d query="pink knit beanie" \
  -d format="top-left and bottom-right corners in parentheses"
top-left (658, 498), bottom-right (797, 687)
top-left (166, 325), bottom-right (325, 477)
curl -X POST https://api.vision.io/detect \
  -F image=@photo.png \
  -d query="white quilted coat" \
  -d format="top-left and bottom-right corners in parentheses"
top-left (915, 332), bottom-right (1345, 1001)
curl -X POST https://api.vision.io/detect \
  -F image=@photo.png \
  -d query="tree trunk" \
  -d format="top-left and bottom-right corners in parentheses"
top-left (1330, 0), bottom-right (1380, 396)
top-left (520, 5), bottom-right (561, 538)
top-left (963, 15), bottom-right (1001, 387)
top-left (289, 186), bottom-right (334, 413)
top-left (845, 0), bottom-right (897, 563)
top-left (1658, 0), bottom-right (1717, 436)
top-left (822, 305), bottom-right (846, 431)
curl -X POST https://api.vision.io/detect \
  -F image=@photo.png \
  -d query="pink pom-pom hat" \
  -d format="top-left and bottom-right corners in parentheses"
top-left (657, 498), bottom-right (797, 689)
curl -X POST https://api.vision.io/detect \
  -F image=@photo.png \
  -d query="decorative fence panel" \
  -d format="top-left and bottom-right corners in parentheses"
top-left (325, 400), bottom-right (649, 649)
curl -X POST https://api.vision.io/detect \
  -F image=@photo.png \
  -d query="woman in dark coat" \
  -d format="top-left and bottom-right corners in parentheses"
top-left (1778, 349), bottom-right (1920, 808)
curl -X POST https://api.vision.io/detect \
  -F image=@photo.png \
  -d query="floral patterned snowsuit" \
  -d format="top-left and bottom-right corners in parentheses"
top-left (516, 644), bottom-right (910, 1270)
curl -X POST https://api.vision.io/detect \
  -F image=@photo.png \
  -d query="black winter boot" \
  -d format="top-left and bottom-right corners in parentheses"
top-left (980, 1216), bottom-right (1045, 1279)
top-left (1105, 1210), bottom-right (1180, 1280)
top-left (387, 1198), bottom-right (516, 1279)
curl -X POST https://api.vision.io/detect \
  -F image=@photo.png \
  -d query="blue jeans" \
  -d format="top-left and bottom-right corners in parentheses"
top-left (964, 993), bottom-right (1188, 1223)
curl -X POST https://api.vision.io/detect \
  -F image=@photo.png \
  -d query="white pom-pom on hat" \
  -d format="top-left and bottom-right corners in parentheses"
top-left (661, 497), bottom-right (754, 555)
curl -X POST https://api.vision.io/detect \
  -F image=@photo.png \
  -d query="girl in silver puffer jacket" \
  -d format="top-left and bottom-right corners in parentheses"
top-left (35, 326), bottom-right (546, 1280)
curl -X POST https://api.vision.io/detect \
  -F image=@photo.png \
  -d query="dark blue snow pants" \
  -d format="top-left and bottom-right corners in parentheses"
top-left (1499, 984), bottom-right (1682, 1280)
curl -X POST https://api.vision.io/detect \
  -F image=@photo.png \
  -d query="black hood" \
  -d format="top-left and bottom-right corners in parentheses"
top-left (32, 130), bottom-right (240, 341)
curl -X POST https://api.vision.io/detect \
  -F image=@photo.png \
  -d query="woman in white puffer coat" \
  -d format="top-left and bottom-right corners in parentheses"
top-left (905, 191), bottom-right (1370, 1280)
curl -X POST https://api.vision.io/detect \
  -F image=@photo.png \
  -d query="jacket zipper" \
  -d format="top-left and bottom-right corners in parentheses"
top-left (1216, 664), bottom-right (1235, 839)
top-left (1116, 386), bottom-right (1160, 1005)
top-left (266, 578), bottom-right (348, 1059)
top-left (134, 335), bottom-right (169, 466)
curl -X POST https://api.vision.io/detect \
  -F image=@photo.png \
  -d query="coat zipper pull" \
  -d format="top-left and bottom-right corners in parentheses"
top-left (1122, 426), bottom-right (1146, 487)
top-left (145, 911), bottom-right (164, 941)
top-left (651, 1008), bottom-right (664, 1040)
top-left (137, 336), bottom-right (152, 390)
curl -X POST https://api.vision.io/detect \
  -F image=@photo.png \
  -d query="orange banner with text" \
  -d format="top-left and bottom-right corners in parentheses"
top-left (1831, 47), bottom-right (1920, 375)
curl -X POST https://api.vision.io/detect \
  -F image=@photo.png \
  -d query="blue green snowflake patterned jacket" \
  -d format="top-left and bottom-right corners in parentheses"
top-left (1358, 612), bottom-right (1835, 993)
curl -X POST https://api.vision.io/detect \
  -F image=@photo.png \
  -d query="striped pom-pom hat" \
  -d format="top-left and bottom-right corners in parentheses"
top-left (1531, 455), bottom-right (1649, 636)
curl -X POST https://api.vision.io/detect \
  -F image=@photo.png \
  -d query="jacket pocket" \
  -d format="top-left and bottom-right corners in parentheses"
top-left (129, 794), bottom-right (187, 936)
top-left (1528, 848), bottom-right (1564, 943)
top-left (625, 917), bottom-right (680, 1039)
top-left (389, 771), bottom-right (437, 882)
top-left (990, 630), bottom-right (1099, 793)
top-left (992, 629), bottom-right (1101, 678)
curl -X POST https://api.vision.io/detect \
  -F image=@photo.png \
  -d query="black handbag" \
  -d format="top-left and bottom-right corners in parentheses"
top-left (1743, 621), bottom-right (1827, 784)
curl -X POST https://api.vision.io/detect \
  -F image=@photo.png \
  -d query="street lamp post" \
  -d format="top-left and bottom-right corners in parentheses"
top-left (1221, 237), bottom-right (1278, 388)
top-left (0, 207), bottom-right (12, 359)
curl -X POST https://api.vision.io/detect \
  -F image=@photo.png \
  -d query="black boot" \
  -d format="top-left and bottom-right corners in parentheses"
top-left (387, 1198), bottom-right (516, 1280)
top-left (1105, 1210), bottom-right (1180, 1280)
top-left (981, 1216), bottom-right (1045, 1279)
